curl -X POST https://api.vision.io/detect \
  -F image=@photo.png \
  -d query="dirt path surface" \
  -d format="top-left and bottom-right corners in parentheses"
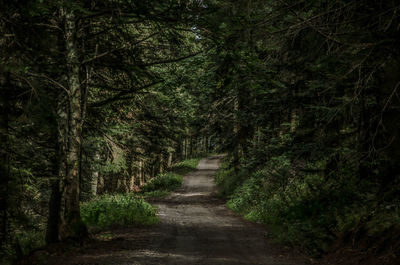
top-left (45, 155), bottom-right (309, 265)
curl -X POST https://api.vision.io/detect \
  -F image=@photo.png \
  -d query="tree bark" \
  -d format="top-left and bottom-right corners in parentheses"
top-left (91, 151), bottom-right (100, 195)
top-left (0, 72), bottom-right (10, 248)
top-left (159, 153), bottom-right (164, 174)
top-left (168, 152), bottom-right (173, 168)
top-left (58, 7), bottom-right (87, 241)
top-left (45, 139), bottom-right (62, 243)
top-left (233, 96), bottom-right (240, 171)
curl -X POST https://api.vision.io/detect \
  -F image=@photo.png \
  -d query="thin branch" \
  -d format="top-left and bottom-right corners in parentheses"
top-left (372, 81), bottom-right (400, 152)
top-left (27, 73), bottom-right (69, 94)
top-left (10, 72), bottom-right (38, 100)
top-left (82, 32), bottom-right (161, 65)
top-left (137, 46), bottom-right (213, 67)
top-left (277, 0), bottom-right (345, 45)
top-left (89, 80), bottom-right (163, 108)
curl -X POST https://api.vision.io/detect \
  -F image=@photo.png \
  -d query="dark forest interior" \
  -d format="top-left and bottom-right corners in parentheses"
top-left (1, 1), bottom-right (400, 264)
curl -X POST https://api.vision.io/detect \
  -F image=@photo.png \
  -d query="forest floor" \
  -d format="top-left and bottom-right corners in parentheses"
top-left (23, 155), bottom-right (312, 265)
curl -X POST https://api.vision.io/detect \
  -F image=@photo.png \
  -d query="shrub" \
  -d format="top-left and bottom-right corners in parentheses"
top-left (141, 157), bottom-right (201, 197)
top-left (80, 194), bottom-right (158, 229)
top-left (215, 162), bottom-right (246, 197)
top-left (170, 158), bottom-right (201, 175)
top-left (141, 173), bottom-right (182, 193)
top-left (218, 155), bottom-right (371, 255)
top-left (15, 230), bottom-right (45, 256)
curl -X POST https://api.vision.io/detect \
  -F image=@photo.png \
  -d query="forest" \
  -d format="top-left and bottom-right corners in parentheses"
top-left (1, 0), bottom-right (399, 264)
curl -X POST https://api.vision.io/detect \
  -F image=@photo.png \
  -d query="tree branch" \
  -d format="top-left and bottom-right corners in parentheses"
top-left (137, 46), bottom-right (213, 67)
top-left (88, 80), bottom-right (163, 108)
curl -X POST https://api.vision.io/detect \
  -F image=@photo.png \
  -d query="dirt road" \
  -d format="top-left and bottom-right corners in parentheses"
top-left (44, 155), bottom-right (308, 265)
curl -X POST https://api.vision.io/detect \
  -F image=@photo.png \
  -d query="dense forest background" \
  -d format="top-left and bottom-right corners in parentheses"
top-left (1, 0), bottom-right (399, 264)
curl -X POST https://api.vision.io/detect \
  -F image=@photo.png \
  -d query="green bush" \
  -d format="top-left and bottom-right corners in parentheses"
top-left (170, 157), bottom-right (202, 175)
top-left (217, 155), bottom-right (396, 255)
top-left (0, 229), bottom-right (45, 264)
top-left (141, 157), bottom-right (201, 197)
top-left (141, 172), bottom-right (183, 193)
top-left (15, 230), bottom-right (45, 257)
top-left (215, 162), bottom-right (246, 197)
top-left (80, 194), bottom-right (158, 229)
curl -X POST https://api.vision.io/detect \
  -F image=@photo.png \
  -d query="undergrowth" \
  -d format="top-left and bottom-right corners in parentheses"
top-left (0, 229), bottom-right (46, 264)
top-left (170, 157), bottom-right (202, 175)
top-left (141, 173), bottom-right (183, 194)
top-left (6, 157), bottom-right (203, 264)
top-left (217, 156), bottom-right (400, 256)
top-left (141, 157), bottom-right (202, 197)
top-left (80, 194), bottom-right (158, 229)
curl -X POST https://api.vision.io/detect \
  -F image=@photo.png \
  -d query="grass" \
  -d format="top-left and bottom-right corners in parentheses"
top-left (141, 157), bottom-right (202, 198)
top-left (216, 156), bottom-right (400, 257)
top-left (141, 172), bottom-right (183, 194)
top-left (170, 157), bottom-right (202, 175)
top-left (80, 194), bottom-right (158, 229)
top-left (217, 160), bottom-right (341, 255)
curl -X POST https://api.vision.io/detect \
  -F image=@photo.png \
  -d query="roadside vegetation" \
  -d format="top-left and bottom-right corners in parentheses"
top-left (80, 195), bottom-right (158, 230)
top-left (141, 157), bottom-right (202, 198)
top-left (217, 153), bottom-right (400, 258)
top-left (5, 157), bottom-right (201, 261)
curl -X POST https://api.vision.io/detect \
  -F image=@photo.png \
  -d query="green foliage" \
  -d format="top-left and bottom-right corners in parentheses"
top-left (219, 152), bottom-right (400, 256)
top-left (15, 230), bottom-right (45, 257)
top-left (170, 157), bottom-right (202, 175)
top-left (0, 229), bottom-right (46, 265)
top-left (80, 194), bottom-right (158, 229)
top-left (215, 162), bottom-right (243, 198)
top-left (141, 157), bottom-right (202, 197)
top-left (141, 173), bottom-right (183, 193)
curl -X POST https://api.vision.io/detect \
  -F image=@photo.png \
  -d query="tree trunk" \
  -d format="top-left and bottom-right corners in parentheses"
top-left (183, 139), bottom-right (187, 159)
top-left (176, 139), bottom-right (182, 160)
top-left (138, 160), bottom-right (144, 186)
top-left (189, 136), bottom-right (193, 157)
top-left (91, 151), bottom-right (100, 196)
top-left (380, 56), bottom-right (400, 182)
top-left (58, 7), bottom-right (87, 241)
top-left (0, 72), bottom-right (10, 248)
top-left (45, 138), bottom-right (62, 243)
top-left (159, 153), bottom-right (164, 174)
top-left (126, 150), bottom-right (135, 192)
top-left (233, 96), bottom-right (240, 171)
top-left (168, 152), bottom-right (173, 168)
